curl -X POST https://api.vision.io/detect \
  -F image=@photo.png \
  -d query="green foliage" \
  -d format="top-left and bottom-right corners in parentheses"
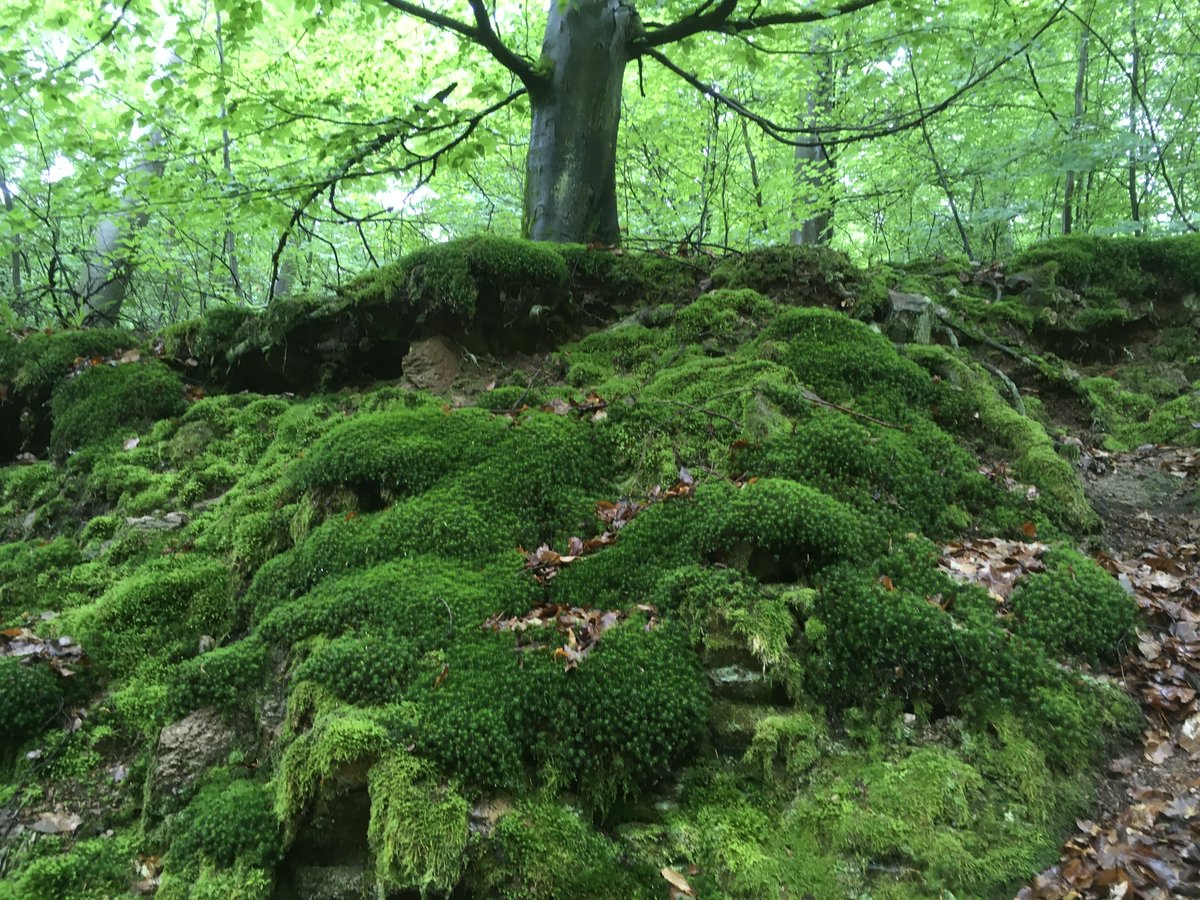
top-left (49, 361), bottom-right (185, 459)
top-left (293, 634), bottom-right (416, 705)
top-left (170, 777), bottom-right (282, 870)
top-left (367, 750), bottom-right (469, 894)
top-left (1009, 547), bottom-right (1136, 661)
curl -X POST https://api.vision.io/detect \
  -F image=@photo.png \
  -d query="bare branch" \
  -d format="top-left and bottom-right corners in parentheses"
top-left (379, 0), bottom-right (541, 88)
top-left (637, 0), bottom-right (884, 52)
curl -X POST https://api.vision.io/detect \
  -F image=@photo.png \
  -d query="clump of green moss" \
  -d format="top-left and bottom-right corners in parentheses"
top-left (0, 657), bottom-right (68, 755)
top-left (367, 750), bottom-right (469, 895)
top-left (0, 832), bottom-right (136, 900)
top-left (168, 638), bottom-right (270, 717)
top-left (64, 556), bottom-right (235, 677)
top-left (170, 777), bottom-right (282, 870)
top-left (712, 244), bottom-right (860, 307)
top-left (49, 361), bottom-right (185, 460)
top-left (764, 307), bottom-right (933, 420)
top-left (0, 328), bottom-right (133, 395)
top-left (1009, 547), bottom-right (1135, 661)
top-left (344, 235), bottom-right (569, 321)
top-left (675, 288), bottom-right (776, 346)
top-left (911, 345), bottom-right (1098, 532)
top-left (468, 796), bottom-right (655, 899)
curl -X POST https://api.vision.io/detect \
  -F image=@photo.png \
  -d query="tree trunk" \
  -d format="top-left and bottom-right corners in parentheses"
top-left (1063, 21), bottom-right (1089, 235)
top-left (522, 0), bottom-right (635, 244)
top-left (1127, 0), bottom-right (1141, 230)
top-left (0, 165), bottom-right (22, 304)
top-left (78, 129), bottom-right (166, 327)
top-left (791, 34), bottom-right (835, 246)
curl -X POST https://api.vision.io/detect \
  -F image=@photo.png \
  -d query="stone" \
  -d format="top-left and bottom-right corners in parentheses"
top-left (706, 664), bottom-right (774, 703)
top-left (125, 512), bottom-right (185, 530)
top-left (146, 707), bottom-right (237, 816)
top-left (469, 795), bottom-right (514, 836)
top-left (287, 864), bottom-right (369, 900)
top-left (883, 290), bottom-right (934, 344)
top-left (402, 336), bottom-right (461, 393)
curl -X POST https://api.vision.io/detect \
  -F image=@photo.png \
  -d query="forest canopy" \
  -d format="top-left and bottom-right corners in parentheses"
top-left (1, 0), bottom-right (1198, 327)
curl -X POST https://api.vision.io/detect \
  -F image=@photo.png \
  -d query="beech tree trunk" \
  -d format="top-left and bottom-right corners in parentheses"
top-left (791, 33), bottom-right (835, 246)
top-left (522, 0), bottom-right (635, 244)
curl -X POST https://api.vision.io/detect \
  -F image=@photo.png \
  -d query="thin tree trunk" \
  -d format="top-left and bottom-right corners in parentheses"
top-left (78, 128), bottom-right (167, 327)
top-left (739, 120), bottom-right (768, 235)
top-left (909, 56), bottom-right (972, 259)
top-left (215, 9), bottom-right (243, 305)
top-left (1127, 0), bottom-right (1141, 229)
top-left (0, 166), bottom-right (22, 303)
top-left (523, 0), bottom-right (635, 244)
top-left (792, 34), bottom-right (835, 245)
top-left (1063, 21), bottom-right (1089, 234)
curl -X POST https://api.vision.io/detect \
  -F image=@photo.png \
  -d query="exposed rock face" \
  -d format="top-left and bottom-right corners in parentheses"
top-left (883, 290), bottom-right (934, 344)
top-left (147, 707), bottom-right (238, 816)
top-left (402, 336), bottom-right (461, 393)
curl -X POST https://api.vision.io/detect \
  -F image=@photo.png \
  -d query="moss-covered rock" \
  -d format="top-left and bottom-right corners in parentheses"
top-left (49, 361), bottom-right (185, 460)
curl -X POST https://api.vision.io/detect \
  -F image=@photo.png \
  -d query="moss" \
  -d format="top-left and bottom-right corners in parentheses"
top-left (470, 797), bottom-right (655, 899)
top-left (0, 657), bottom-right (68, 755)
top-left (0, 832), bottom-right (135, 900)
top-left (169, 776), bottom-right (282, 870)
top-left (168, 638), bottom-right (271, 717)
top-left (743, 409), bottom-right (979, 535)
top-left (63, 555), bottom-right (235, 677)
top-left (49, 361), bottom-right (185, 460)
top-left (1125, 390), bottom-right (1200, 446)
top-left (675, 288), bottom-right (776, 345)
top-left (0, 327), bottom-right (133, 394)
top-left (764, 307), bottom-right (933, 420)
top-left (157, 864), bottom-right (273, 900)
top-left (275, 704), bottom-right (394, 830)
top-left (367, 750), bottom-right (469, 895)
top-left (711, 244), bottom-right (860, 307)
top-left (290, 404), bottom-right (505, 503)
top-left (1009, 547), bottom-right (1135, 662)
top-left (344, 235), bottom-right (569, 321)
top-left (911, 345), bottom-right (1098, 532)
top-left (667, 772), bottom-right (841, 898)
top-left (743, 709), bottom-right (826, 779)
top-left (0, 536), bottom-right (81, 614)
top-left (160, 305), bottom-right (254, 368)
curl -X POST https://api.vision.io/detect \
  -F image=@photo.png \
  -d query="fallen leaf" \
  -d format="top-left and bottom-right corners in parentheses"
top-left (660, 867), bottom-right (696, 897)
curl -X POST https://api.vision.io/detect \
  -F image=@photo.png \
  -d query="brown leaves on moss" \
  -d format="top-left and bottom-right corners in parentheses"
top-left (482, 603), bottom-right (658, 671)
top-left (0, 624), bottom-right (86, 678)
top-left (519, 473), bottom-right (696, 585)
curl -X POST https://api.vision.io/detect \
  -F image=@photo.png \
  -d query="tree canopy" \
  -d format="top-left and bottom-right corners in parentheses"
top-left (1, 0), bottom-right (1198, 326)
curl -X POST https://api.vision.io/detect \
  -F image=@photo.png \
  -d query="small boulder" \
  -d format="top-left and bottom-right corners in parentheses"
top-left (146, 707), bottom-right (238, 816)
top-left (883, 290), bottom-right (934, 344)
top-left (402, 336), bottom-right (461, 393)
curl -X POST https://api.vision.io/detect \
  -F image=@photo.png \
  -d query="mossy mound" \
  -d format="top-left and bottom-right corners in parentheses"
top-left (0, 238), bottom-right (1168, 900)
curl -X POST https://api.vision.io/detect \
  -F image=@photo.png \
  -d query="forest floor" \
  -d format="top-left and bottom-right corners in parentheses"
top-left (1019, 437), bottom-right (1200, 896)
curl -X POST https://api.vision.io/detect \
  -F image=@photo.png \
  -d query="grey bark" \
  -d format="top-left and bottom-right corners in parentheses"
top-left (1062, 21), bottom-right (1089, 234)
top-left (0, 166), bottom-right (22, 303)
top-left (77, 129), bottom-right (166, 327)
top-left (791, 36), bottom-right (835, 246)
top-left (522, 0), bottom-right (637, 244)
top-left (1127, 0), bottom-right (1141, 229)
top-left (215, 9), bottom-right (242, 305)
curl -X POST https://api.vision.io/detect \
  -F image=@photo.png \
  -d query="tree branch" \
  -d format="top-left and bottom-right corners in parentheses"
top-left (637, 0), bottom-right (884, 51)
top-left (378, 0), bottom-right (541, 88)
top-left (644, 0), bottom-right (1067, 148)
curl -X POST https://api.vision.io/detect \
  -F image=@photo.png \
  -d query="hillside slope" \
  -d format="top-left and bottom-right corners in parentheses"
top-left (1, 236), bottom-right (1197, 899)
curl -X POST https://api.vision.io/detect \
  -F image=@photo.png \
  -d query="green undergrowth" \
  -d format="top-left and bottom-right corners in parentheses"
top-left (0, 236), bottom-right (1162, 898)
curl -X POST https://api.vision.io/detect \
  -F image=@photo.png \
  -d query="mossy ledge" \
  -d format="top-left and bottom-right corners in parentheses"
top-left (3, 234), bottom-right (1187, 899)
